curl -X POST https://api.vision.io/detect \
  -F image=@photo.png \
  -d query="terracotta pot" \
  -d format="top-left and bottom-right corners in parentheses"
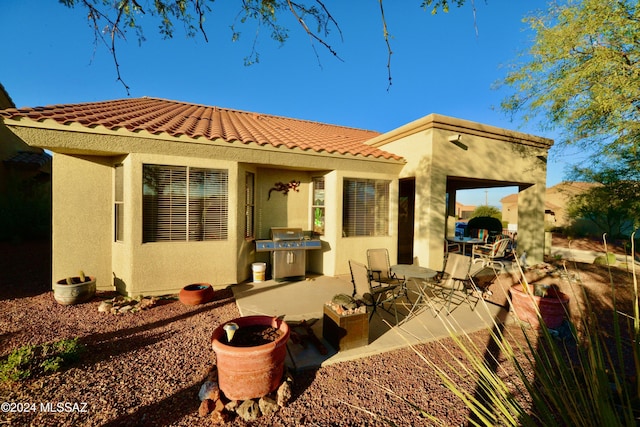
top-left (53, 276), bottom-right (96, 305)
top-left (211, 315), bottom-right (290, 401)
top-left (510, 284), bottom-right (570, 328)
top-left (179, 283), bottom-right (214, 305)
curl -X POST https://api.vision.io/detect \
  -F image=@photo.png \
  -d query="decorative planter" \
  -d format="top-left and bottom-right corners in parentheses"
top-left (53, 276), bottom-right (96, 305)
top-left (179, 283), bottom-right (215, 305)
top-left (510, 284), bottom-right (570, 329)
top-left (211, 315), bottom-right (290, 401)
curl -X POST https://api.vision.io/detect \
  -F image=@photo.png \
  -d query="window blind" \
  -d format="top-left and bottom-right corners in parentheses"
top-left (342, 178), bottom-right (390, 237)
top-left (143, 165), bottom-right (228, 242)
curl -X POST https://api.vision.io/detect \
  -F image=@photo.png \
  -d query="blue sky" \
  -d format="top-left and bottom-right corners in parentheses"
top-left (1, 1), bottom-right (581, 206)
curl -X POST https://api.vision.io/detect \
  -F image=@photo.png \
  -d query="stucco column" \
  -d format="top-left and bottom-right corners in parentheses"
top-left (413, 173), bottom-right (447, 271)
top-left (516, 184), bottom-right (545, 266)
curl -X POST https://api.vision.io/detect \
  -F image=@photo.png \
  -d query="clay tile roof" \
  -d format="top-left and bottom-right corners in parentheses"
top-left (0, 97), bottom-right (402, 161)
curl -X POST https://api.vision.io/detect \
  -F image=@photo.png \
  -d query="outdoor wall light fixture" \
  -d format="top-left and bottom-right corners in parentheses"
top-left (448, 134), bottom-right (468, 150)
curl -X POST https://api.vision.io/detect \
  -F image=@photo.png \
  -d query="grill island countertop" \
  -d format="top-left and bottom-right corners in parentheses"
top-left (255, 228), bottom-right (322, 281)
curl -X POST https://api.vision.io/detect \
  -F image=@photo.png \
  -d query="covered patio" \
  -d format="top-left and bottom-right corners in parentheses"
top-left (230, 272), bottom-right (511, 371)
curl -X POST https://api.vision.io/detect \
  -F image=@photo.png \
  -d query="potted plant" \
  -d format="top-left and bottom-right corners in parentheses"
top-left (510, 260), bottom-right (570, 329)
top-left (211, 316), bottom-right (290, 401)
top-left (53, 271), bottom-right (96, 305)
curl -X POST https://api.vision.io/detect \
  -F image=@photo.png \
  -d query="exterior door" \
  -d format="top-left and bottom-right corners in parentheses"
top-left (397, 178), bottom-right (415, 264)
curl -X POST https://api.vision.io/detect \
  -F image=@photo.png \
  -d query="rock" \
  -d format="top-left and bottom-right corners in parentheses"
top-left (198, 399), bottom-right (214, 417)
top-left (236, 399), bottom-right (260, 421)
top-left (276, 379), bottom-right (292, 407)
top-left (210, 399), bottom-right (229, 425)
top-left (138, 297), bottom-right (157, 310)
top-left (97, 301), bottom-right (112, 312)
top-left (118, 305), bottom-right (133, 314)
top-left (258, 396), bottom-right (279, 416)
top-left (224, 399), bottom-right (238, 412)
top-left (198, 381), bottom-right (219, 401)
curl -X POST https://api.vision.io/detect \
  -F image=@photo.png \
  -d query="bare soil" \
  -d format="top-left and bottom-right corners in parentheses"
top-left (0, 238), bottom-right (636, 426)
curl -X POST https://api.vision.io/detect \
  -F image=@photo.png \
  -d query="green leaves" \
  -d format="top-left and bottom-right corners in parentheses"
top-left (0, 338), bottom-right (85, 382)
top-left (502, 0), bottom-right (640, 164)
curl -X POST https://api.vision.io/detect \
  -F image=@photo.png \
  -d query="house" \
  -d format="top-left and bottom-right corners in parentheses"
top-left (0, 97), bottom-right (553, 295)
top-left (455, 202), bottom-right (476, 220)
top-left (0, 84), bottom-right (51, 240)
top-left (501, 181), bottom-right (600, 230)
top-left (0, 84), bottom-right (51, 193)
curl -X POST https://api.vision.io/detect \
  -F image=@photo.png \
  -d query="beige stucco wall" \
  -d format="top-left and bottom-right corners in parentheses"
top-left (370, 115), bottom-right (551, 269)
top-left (123, 153), bottom-right (240, 295)
top-left (6, 122), bottom-right (404, 294)
top-left (52, 153), bottom-right (113, 288)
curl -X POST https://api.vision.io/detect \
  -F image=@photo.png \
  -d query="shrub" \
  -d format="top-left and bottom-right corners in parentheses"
top-left (418, 233), bottom-right (639, 426)
top-left (593, 252), bottom-right (617, 265)
top-left (0, 338), bottom-right (84, 382)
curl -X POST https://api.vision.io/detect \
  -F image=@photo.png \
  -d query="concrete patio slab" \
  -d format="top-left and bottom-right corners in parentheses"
top-left (230, 274), bottom-right (509, 372)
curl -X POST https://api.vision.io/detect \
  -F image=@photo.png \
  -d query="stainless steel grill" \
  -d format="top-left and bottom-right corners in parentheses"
top-left (255, 227), bottom-right (322, 281)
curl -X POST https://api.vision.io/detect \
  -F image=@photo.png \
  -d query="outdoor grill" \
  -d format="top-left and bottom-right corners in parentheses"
top-left (255, 227), bottom-right (322, 281)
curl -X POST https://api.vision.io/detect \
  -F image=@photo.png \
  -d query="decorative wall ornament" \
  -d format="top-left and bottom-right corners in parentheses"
top-left (268, 180), bottom-right (300, 200)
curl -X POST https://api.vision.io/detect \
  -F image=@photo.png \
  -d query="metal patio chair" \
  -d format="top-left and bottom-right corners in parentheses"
top-left (472, 237), bottom-right (512, 270)
top-left (366, 248), bottom-right (405, 288)
top-left (430, 253), bottom-right (475, 314)
top-left (349, 259), bottom-right (404, 322)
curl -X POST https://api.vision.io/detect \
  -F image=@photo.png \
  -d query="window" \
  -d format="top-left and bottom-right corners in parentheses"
top-left (245, 172), bottom-right (255, 239)
top-left (114, 164), bottom-right (124, 242)
top-left (342, 178), bottom-right (390, 237)
top-left (312, 177), bottom-right (325, 235)
top-left (143, 165), bottom-right (228, 242)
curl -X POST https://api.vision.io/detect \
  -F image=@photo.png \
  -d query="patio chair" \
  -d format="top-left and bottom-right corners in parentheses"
top-left (349, 260), bottom-right (404, 322)
top-left (445, 238), bottom-right (461, 255)
top-left (366, 248), bottom-right (405, 287)
top-left (472, 237), bottom-right (512, 270)
top-left (430, 253), bottom-right (475, 314)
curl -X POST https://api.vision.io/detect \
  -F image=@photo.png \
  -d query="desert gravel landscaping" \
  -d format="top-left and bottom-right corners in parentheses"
top-left (0, 238), bottom-right (636, 426)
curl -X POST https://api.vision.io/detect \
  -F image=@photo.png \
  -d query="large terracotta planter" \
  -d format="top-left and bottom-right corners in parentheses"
top-left (179, 283), bottom-right (214, 305)
top-left (211, 315), bottom-right (290, 401)
top-left (510, 284), bottom-right (570, 329)
top-left (53, 276), bottom-right (96, 305)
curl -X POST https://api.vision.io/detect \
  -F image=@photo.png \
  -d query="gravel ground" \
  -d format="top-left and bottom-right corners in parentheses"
top-left (0, 238), bottom-right (635, 426)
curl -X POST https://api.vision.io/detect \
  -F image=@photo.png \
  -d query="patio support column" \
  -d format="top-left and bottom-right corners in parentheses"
top-left (516, 183), bottom-right (545, 266)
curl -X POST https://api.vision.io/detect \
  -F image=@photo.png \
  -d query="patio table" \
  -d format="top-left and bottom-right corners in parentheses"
top-left (446, 236), bottom-right (485, 256)
top-left (391, 264), bottom-right (438, 323)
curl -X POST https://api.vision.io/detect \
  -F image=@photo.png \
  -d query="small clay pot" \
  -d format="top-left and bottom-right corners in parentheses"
top-left (179, 283), bottom-right (214, 305)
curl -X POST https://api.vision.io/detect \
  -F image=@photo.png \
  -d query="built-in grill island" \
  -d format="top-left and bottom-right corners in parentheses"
top-left (255, 227), bottom-right (322, 281)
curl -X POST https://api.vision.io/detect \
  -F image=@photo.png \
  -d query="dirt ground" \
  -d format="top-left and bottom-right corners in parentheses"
top-left (0, 236), bottom-right (637, 426)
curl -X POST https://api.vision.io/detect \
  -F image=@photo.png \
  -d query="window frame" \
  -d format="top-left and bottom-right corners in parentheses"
top-left (114, 164), bottom-right (124, 242)
top-left (311, 176), bottom-right (325, 236)
top-left (244, 171), bottom-right (255, 239)
top-left (142, 164), bottom-right (229, 243)
top-left (342, 178), bottom-right (390, 237)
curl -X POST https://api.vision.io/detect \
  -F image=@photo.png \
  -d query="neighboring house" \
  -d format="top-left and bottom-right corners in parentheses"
top-left (455, 202), bottom-right (475, 220)
top-left (0, 84), bottom-right (51, 240)
top-left (501, 181), bottom-right (599, 230)
top-left (0, 97), bottom-right (552, 295)
top-left (500, 193), bottom-right (519, 229)
top-left (0, 84), bottom-right (51, 194)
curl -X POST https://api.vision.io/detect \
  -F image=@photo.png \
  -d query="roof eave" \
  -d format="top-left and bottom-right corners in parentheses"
top-left (367, 113), bottom-right (554, 150)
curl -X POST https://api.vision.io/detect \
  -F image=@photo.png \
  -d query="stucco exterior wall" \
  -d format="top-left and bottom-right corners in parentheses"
top-left (370, 115), bottom-right (550, 269)
top-left (331, 170), bottom-right (399, 276)
top-left (52, 153), bottom-right (113, 288)
top-left (119, 153), bottom-right (239, 295)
